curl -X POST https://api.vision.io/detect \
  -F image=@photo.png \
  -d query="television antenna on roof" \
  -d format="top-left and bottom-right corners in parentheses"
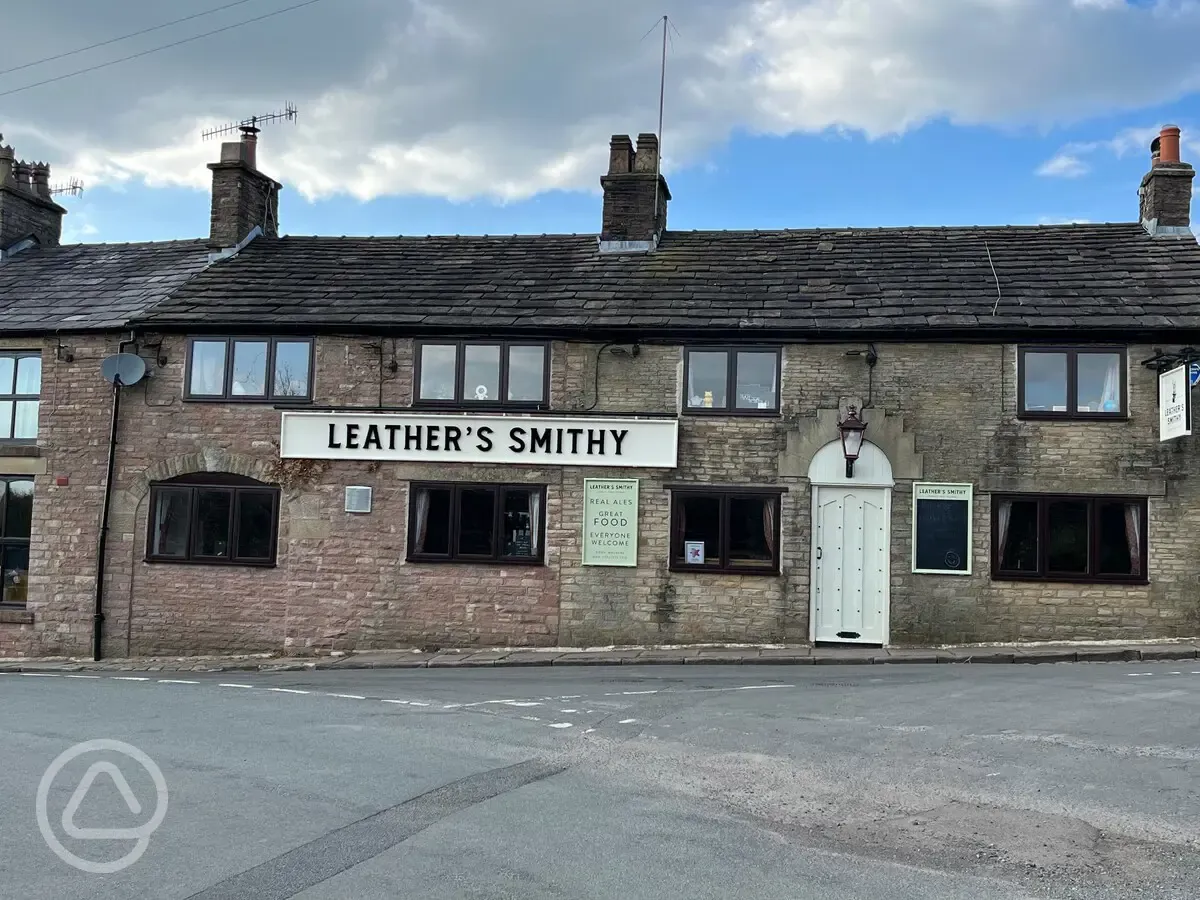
top-left (201, 102), bottom-right (298, 140)
top-left (49, 177), bottom-right (84, 198)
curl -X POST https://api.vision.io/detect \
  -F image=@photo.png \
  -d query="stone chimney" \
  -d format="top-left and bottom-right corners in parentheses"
top-left (600, 132), bottom-right (670, 247)
top-left (0, 137), bottom-right (66, 249)
top-left (208, 126), bottom-right (282, 249)
top-left (1139, 124), bottom-right (1194, 236)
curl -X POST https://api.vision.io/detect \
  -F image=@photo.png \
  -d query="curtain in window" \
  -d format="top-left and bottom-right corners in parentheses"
top-left (529, 491), bottom-right (541, 555)
top-left (996, 499), bottom-right (1012, 562)
top-left (1124, 503), bottom-right (1142, 576)
top-left (413, 488), bottom-right (431, 552)
top-left (1100, 357), bottom-right (1121, 412)
top-left (762, 497), bottom-right (776, 555)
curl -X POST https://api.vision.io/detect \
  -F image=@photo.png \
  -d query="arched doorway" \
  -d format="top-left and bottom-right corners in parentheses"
top-left (807, 440), bottom-right (894, 645)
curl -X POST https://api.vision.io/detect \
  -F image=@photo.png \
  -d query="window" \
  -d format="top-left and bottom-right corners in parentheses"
top-left (0, 352), bottom-right (41, 441)
top-left (993, 494), bottom-right (1147, 582)
top-left (683, 347), bottom-right (780, 414)
top-left (415, 341), bottom-right (548, 407)
top-left (0, 478), bottom-right (33, 606)
top-left (146, 474), bottom-right (280, 566)
top-left (1018, 347), bottom-right (1125, 418)
top-left (670, 488), bottom-right (782, 574)
top-left (185, 337), bottom-right (313, 402)
top-left (408, 482), bottom-right (545, 564)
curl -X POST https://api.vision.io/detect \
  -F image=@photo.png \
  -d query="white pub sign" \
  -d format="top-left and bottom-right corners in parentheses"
top-left (280, 412), bottom-right (679, 468)
top-left (1159, 364), bottom-right (1192, 442)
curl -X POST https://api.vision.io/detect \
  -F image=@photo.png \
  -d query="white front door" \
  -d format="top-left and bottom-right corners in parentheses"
top-left (812, 485), bottom-right (890, 644)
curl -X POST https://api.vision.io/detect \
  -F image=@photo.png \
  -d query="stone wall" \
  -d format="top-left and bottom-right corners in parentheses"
top-left (4, 332), bottom-right (1198, 658)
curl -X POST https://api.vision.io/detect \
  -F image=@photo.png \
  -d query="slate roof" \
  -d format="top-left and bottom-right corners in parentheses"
top-left (0, 240), bottom-right (211, 332)
top-left (135, 223), bottom-right (1200, 338)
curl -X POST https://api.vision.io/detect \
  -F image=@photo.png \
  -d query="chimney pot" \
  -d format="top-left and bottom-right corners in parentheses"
top-left (11, 161), bottom-right (32, 192)
top-left (634, 133), bottom-right (659, 173)
top-left (31, 163), bottom-right (51, 199)
top-left (608, 135), bottom-right (633, 175)
top-left (240, 125), bottom-right (259, 171)
top-left (0, 144), bottom-right (66, 247)
top-left (1157, 124), bottom-right (1181, 166)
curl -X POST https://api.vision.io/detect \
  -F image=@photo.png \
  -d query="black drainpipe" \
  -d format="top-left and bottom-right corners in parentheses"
top-left (93, 333), bottom-right (136, 660)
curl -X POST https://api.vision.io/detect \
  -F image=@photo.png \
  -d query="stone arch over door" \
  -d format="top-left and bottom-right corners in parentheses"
top-left (807, 440), bottom-right (894, 645)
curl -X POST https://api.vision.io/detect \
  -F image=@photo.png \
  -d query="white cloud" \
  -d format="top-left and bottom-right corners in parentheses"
top-left (1037, 153), bottom-right (1091, 177)
top-left (1036, 216), bottom-right (1093, 224)
top-left (3, 0), bottom-right (1200, 204)
top-left (1036, 122), bottom-right (1198, 177)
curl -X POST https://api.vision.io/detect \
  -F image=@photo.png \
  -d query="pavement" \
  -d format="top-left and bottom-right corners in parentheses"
top-left (2, 639), bottom-right (1199, 673)
top-left (2, 661), bottom-right (1199, 899)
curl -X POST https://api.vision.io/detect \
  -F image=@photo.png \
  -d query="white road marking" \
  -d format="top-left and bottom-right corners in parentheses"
top-left (267, 688), bottom-right (310, 694)
top-left (548, 723), bottom-right (573, 729)
top-left (21, 672), bottom-right (61, 677)
top-left (158, 679), bottom-right (200, 684)
top-left (407, 701), bottom-right (430, 707)
top-left (606, 690), bottom-right (659, 696)
top-left (328, 693), bottom-right (366, 700)
top-left (521, 715), bottom-right (542, 722)
top-left (619, 719), bottom-right (638, 724)
top-left (560, 708), bottom-right (578, 713)
top-left (112, 676), bottom-right (150, 681)
top-left (219, 683), bottom-right (255, 689)
top-left (65, 674), bottom-right (101, 679)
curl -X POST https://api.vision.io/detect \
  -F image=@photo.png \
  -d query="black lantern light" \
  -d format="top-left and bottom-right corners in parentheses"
top-left (837, 405), bottom-right (868, 478)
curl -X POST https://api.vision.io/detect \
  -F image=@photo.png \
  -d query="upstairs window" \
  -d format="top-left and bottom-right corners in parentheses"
top-left (0, 352), bottom-right (41, 441)
top-left (684, 347), bottom-right (780, 414)
top-left (415, 341), bottom-right (548, 408)
top-left (408, 482), bottom-right (544, 564)
top-left (1018, 347), bottom-right (1125, 419)
top-left (0, 478), bottom-right (33, 606)
top-left (186, 337), bottom-right (313, 402)
top-left (147, 474), bottom-right (279, 566)
top-left (993, 494), bottom-right (1147, 583)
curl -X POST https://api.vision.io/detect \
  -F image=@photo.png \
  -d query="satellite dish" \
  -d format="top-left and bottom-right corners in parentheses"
top-left (100, 353), bottom-right (147, 387)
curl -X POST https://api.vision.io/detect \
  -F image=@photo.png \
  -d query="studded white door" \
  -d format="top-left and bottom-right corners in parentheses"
top-left (812, 485), bottom-right (889, 644)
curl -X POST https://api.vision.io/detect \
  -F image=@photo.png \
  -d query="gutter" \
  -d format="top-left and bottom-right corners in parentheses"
top-left (93, 332), bottom-right (135, 660)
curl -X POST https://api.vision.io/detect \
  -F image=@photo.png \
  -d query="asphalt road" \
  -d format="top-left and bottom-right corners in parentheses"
top-left (2, 662), bottom-right (1198, 899)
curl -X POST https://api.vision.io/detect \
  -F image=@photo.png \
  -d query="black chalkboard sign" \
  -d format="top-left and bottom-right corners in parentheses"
top-left (913, 485), bottom-right (972, 574)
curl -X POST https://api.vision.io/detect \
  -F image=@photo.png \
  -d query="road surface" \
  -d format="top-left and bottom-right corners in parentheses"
top-left (3, 662), bottom-right (1198, 898)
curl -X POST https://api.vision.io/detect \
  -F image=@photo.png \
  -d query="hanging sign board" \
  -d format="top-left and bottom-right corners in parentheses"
top-left (911, 483), bottom-right (972, 575)
top-left (582, 479), bottom-right (639, 566)
top-left (280, 412), bottom-right (678, 468)
top-left (1159, 364), bottom-right (1191, 442)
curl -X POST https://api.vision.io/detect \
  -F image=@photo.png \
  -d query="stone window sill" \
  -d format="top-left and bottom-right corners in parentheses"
top-left (0, 608), bottom-right (33, 624)
top-left (0, 444), bottom-right (39, 458)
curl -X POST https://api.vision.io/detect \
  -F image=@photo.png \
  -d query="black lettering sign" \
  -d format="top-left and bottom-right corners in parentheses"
top-left (587, 429), bottom-right (605, 455)
top-left (568, 428), bottom-right (584, 454)
top-left (363, 424), bottom-right (382, 450)
top-left (328, 424), bottom-right (342, 449)
top-left (445, 426), bottom-right (462, 452)
top-left (404, 425), bottom-right (422, 451)
top-left (529, 428), bottom-right (552, 454)
top-left (610, 429), bottom-right (628, 456)
top-left (386, 424), bottom-right (401, 450)
top-left (427, 426), bottom-right (441, 451)
top-left (476, 426), bottom-right (493, 452)
top-left (345, 424), bottom-right (360, 449)
top-left (509, 427), bottom-right (526, 453)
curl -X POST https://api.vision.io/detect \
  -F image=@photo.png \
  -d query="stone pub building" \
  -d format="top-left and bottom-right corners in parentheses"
top-left (0, 124), bottom-right (1198, 659)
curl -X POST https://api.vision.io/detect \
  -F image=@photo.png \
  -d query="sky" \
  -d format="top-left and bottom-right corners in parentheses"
top-left (2, 0), bottom-right (1199, 244)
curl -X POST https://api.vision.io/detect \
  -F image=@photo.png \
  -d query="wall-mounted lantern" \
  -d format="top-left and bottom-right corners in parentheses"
top-left (837, 405), bottom-right (868, 478)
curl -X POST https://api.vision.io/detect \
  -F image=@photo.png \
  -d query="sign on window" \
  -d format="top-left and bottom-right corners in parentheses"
top-left (582, 479), bottom-right (639, 566)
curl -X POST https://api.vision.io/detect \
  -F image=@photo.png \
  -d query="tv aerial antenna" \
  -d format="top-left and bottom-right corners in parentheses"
top-left (49, 177), bottom-right (84, 198)
top-left (201, 102), bottom-right (298, 140)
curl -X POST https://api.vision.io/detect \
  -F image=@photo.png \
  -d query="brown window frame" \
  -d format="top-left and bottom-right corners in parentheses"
top-left (682, 346), bottom-right (782, 416)
top-left (1017, 346), bottom-right (1127, 420)
top-left (991, 493), bottom-right (1148, 584)
top-left (184, 336), bottom-right (315, 403)
top-left (669, 487), bottom-right (783, 575)
top-left (413, 340), bottom-right (550, 410)
top-left (146, 474), bottom-right (280, 567)
top-left (406, 482), bottom-right (547, 565)
top-left (0, 350), bottom-right (42, 444)
top-left (0, 476), bottom-right (33, 608)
